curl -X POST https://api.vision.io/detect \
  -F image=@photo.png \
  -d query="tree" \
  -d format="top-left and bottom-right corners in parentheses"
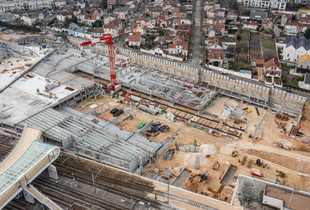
top-left (305, 28), bottom-right (310, 39)
top-left (92, 20), bottom-right (103, 28)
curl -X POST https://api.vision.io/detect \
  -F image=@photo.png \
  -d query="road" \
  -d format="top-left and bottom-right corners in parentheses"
top-left (189, 0), bottom-right (202, 66)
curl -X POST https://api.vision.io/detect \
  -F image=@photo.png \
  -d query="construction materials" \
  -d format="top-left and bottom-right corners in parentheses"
top-left (113, 110), bottom-right (124, 117)
top-left (167, 111), bottom-right (176, 122)
top-left (163, 149), bottom-right (175, 160)
top-left (255, 106), bottom-right (260, 116)
top-left (232, 150), bottom-right (238, 157)
top-left (110, 108), bottom-right (118, 114)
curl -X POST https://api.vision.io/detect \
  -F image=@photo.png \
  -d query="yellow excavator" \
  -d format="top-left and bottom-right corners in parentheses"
top-left (232, 150), bottom-right (238, 157)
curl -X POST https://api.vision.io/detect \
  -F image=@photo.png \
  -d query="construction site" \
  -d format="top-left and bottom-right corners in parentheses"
top-left (1, 37), bottom-right (310, 210)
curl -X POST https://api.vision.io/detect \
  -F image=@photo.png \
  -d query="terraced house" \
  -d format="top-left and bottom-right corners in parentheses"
top-left (282, 36), bottom-right (310, 63)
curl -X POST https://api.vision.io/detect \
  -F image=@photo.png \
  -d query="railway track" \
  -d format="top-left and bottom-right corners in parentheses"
top-left (52, 159), bottom-right (219, 210)
top-left (0, 143), bottom-right (13, 156)
top-left (51, 162), bottom-right (167, 209)
top-left (33, 175), bottom-right (125, 210)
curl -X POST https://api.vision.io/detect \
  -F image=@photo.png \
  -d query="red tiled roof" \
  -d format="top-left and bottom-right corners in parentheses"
top-left (129, 32), bottom-right (141, 42)
top-left (264, 58), bottom-right (280, 69)
top-left (244, 20), bottom-right (258, 26)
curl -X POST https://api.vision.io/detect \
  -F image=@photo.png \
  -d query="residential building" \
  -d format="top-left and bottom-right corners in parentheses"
top-left (21, 14), bottom-right (37, 26)
top-left (88, 0), bottom-right (104, 8)
top-left (57, 11), bottom-right (72, 22)
top-left (84, 14), bottom-right (100, 26)
top-left (280, 14), bottom-right (291, 26)
top-left (128, 32), bottom-right (141, 47)
top-left (68, 23), bottom-right (87, 38)
top-left (227, 11), bottom-right (238, 20)
top-left (104, 18), bottom-right (122, 36)
top-left (0, 13), bottom-right (17, 22)
top-left (282, 36), bottom-right (310, 62)
top-left (243, 0), bottom-right (286, 10)
top-left (295, 53), bottom-right (310, 74)
top-left (253, 58), bottom-right (282, 85)
top-left (55, 0), bottom-right (66, 8)
top-left (114, 8), bottom-right (131, 20)
top-left (0, 0), bottom-right (54, 13)
top-left (262, 18), bottom-right (273, 30)
top-left (168, 41), bottom-right (188, 56)
top-left (264, 58), bottom-right (282, 78)
top-left (149, 7), bottom-right (162, 18)
top-left (299, 72), bottom-right (310, 90)
top-left (154, 45), bottom-right (166, 56)
top-left (243, 20), bottom-right (258, 30)
top-left (91, 8), bottom-right (104, 17)
top-left (250, 10), bottom-right (268, 20)
top-left (107, 0), bottom-right (118, 10)
top-left (92, 28), bottom-right (105, 38)
top-left (207, 8), bottom-right (225, 18)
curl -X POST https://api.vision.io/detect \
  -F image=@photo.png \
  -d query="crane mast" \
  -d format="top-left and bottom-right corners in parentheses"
top-left (80, 33), bottom-right (118, 91)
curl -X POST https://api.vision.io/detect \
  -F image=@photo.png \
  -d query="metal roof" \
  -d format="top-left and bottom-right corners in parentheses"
top-left (0, 141), bottom-right (59, 197)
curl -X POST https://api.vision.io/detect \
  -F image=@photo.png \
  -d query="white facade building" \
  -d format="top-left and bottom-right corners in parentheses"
top-left (243, 0), bottom-right (286, 10)
top-left (282, 36), bottom-right (310, 63)
top-left (0, 0), bottom-right (54, 13)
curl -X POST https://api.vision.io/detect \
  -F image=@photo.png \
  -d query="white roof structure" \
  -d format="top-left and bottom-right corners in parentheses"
top-left (0, 127), bottom-right (60, 208)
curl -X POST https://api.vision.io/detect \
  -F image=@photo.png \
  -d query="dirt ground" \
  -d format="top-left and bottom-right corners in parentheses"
top-left (73, 94), bottom-right (310, 203)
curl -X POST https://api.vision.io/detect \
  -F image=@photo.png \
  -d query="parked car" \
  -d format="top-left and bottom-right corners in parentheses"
top-left (282, 88), bottom-right (291, 93)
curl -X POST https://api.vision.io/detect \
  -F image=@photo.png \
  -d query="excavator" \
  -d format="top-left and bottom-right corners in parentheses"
top-left (232, 150), bottom-right (238, 157)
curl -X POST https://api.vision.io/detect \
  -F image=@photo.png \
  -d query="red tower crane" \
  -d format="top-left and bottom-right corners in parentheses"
top-left (80, 34), bottom-right (118, 91)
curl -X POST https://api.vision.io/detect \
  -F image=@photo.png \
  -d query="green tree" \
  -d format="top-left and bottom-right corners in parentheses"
top-left (305, 28), bottom-right (310, 39)
top-left (92, 20), bottom-right (103, 28)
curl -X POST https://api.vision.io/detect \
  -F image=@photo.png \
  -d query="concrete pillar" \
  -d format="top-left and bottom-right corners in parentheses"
top-left (48, 165), bottom-right (59, 180)
top-left (23, 189), bottom-right (35, 204)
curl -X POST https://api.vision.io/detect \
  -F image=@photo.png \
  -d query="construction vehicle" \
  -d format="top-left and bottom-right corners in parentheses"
top-left (80, 34), bottom-right (119, 91)
top-left (200, 173), bottom-right (208, 183)
top-left (212, 160), bottom-right (220, 170)
top-left (251, 168), bottom-right (263, 177)
top-left (232, 150), bottom-right (238, 157)
top-left (256, 159), bottom-right (268, 169)
top-left (137, 122), bottom-right (146, 129)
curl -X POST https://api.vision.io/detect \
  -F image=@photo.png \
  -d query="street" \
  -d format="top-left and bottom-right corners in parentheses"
top-left (189, 0), bottom-right (202, 66)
